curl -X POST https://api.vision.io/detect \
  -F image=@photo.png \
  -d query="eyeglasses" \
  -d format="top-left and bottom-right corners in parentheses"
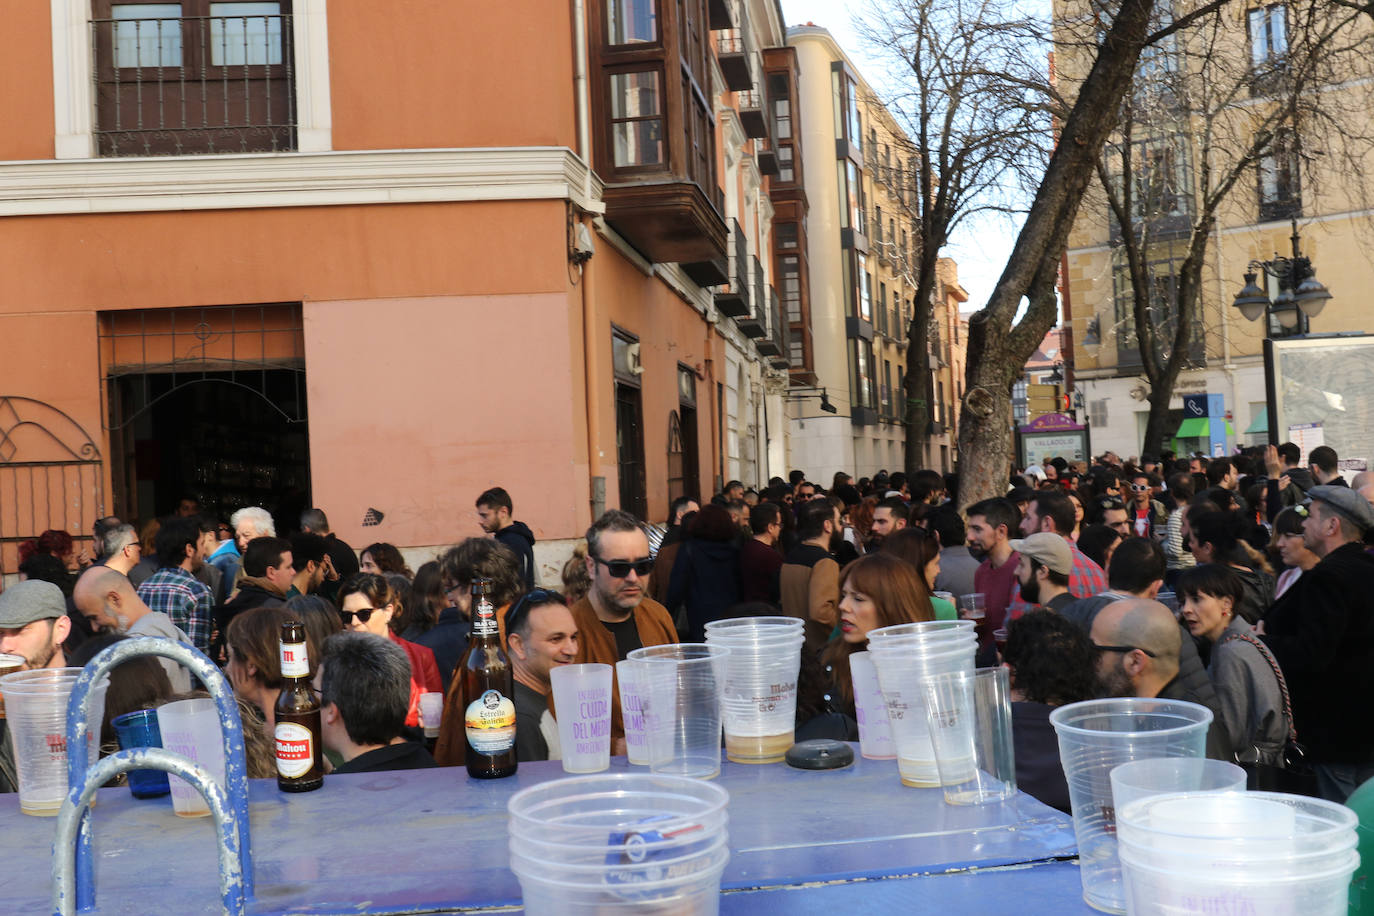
top-left (339, 606), bottom-right (385, 625)
top-left (593, 556), bottom-right (655, 578)
top-left (505, 588), bottom-right (567, 636)
top-left (1130, 484), bottom-right (1150, 492)
top-left (1093, 643), bottom-right (1158, 658)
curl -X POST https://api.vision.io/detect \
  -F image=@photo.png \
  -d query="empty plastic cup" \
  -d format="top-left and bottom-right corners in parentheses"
top-left (111, 709), bottom-right (171, 798)
top-left (550, 663), bottom-right (613, 774)
top-left (705, 618), bottom-right (803, 763)
top-left (958, 593), bottom-right (986, 620)
top-left (507, 772), bottom-right (730, 915)
top-left (1116, 791), bottom-right (1357, 916)
top-left (1, 668), bottom-right (106, 816)
top-left (157, 698), bottom-right (227, 818)
top-left (1049, 698), bottom-right (1213, 914)
top-left (1109, 757), bottom-right (1245, 816)
top-left (629, 644), bottom-right (729, 780)
top-left (849, 652), bottom-right (895, 760)
top-left (418, 692), bottom-right (444, 739)
top-left (922, 666), bottom-right (1017, 804)
top-left (616, 660), bottom-right (653, 765)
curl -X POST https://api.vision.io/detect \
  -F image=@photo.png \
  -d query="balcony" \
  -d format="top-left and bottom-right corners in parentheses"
top-left (716, 31), bottom-right (754, 91)
top-left (738, 84), bottom-right (769, 139)
top-left (759, 290), bottom-right (788, 368)
top-left (737, 256), bottom-right (768, 338)
top-left (714, 219), bottom-right (751, 318)
top-left (708, 0), bottom-right (735, 30)
top-left (603, 180), bottom-right (728, 267)
top-left (757, 141), bottom-right (779, 176)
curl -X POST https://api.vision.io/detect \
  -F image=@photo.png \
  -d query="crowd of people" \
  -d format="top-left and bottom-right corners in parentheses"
top-left (1, 444), bottom-right (1371, 810)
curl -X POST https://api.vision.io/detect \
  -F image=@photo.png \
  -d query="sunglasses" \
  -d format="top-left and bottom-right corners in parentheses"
top-left (339, 605), bottom-right (386, 625)
top-left (593, 556), bottom-right (654, 578)
top-left (505, 588), bottom-right (568, 636)
top-left (1093, 643), bottom-right (1158, 658)
top-left (1130, 484), bottom-right (1150, 492)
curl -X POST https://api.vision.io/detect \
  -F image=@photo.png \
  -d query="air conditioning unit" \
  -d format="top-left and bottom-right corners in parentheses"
top-left (626, 342), bottom-right (644, 375)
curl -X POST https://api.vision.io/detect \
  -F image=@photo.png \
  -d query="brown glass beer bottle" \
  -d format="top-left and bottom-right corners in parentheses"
top-left (275, 619), bottom-right (324, 792)
top-left (460, 578), bottom-right (517, 778)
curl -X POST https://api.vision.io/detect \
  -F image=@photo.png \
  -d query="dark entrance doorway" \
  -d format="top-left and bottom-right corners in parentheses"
top-left (102, 304), bottom-right (309, 531)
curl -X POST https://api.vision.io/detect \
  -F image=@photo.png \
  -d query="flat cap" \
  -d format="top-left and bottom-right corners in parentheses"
top-left (1306, 485), bottom-right (1374, 533)
top-left (0, 580), bottom-right (67, 629)
top-left (1009, 532), bottom-right (1073, 575)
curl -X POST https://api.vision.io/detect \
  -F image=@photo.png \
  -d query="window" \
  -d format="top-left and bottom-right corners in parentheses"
top-left (836, 159), bottom-right (865, 232)
top-left (877, 283), bottom-right (888, 335)
top-left (1249, 4), bottom-right (1287, 68)
top-left (608, 0), bottom-right (657, 45)
top-left (831, 64), bottom-right (862, 152)
top-left (93, 0), bottom-right (296, 156)
top-left (850, 340), bottom-right (876, 410)
top-left (780, 255), bottom-right (801, 321)
top-left (874, 206), bottom-right (883, 244)
top-left (778, 144), bottom-right (794, 182)
top-left (841, 251), bottom-right (872, 321)
top-left (777, 223), bottom-right (798, 250)
top-left (1111, 241), bottom-right (1203, 364)
top-left (609, 71), bottom-right (664, 167)
top-left (1258, 128), bottom-right (1300, 221)
top-left (789, 328), bottom-right (805, 367)
top-left (883, 360), bottom-right (894, 417)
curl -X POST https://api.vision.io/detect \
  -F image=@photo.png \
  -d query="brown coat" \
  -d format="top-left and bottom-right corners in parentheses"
top-left (778, 543), bottom-right (840, 652)
top-left (570, 594), bottom-right (678, 744)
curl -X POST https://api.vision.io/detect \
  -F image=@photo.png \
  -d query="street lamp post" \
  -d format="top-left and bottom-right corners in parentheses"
top-left (1230, 216), bottom-right (1332, 445)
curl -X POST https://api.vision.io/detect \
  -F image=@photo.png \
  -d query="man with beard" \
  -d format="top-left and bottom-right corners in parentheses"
top-left (73, 566), bottom-right (192, 692)
top-left (1008, 533), bottom-right (1074, 613)
top-left (1090, 598), bottom-right (1229, 759)
top-left (867, 497), bottom-right (909, 551)
top-left (0, 580), bottom-right (75, 792)
top-left (780, 497), bottom-right (842, 653)
top-left (966, 498), bottom-right (1021, 639)
top-left (136, 516), bottom-right (216, 655)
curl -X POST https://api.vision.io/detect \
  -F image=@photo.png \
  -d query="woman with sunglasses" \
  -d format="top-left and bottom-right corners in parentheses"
top-left (338, 573), bottom-right (443, 730)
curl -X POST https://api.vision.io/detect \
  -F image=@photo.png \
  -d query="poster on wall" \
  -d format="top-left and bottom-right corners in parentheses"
top-left (1287, 422), bottom-right (1325, 458)
top-left (1269, 336), bottom-right (1374, 480)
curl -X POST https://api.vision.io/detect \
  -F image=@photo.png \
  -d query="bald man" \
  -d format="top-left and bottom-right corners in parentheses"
top-left (1091, 598), bottom-right (1229, 759)
top-left (74, 567), bottom-right (192, 692)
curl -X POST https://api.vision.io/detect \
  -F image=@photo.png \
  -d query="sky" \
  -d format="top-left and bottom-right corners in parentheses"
top-left (777, 0), bottom-right (1024, 315)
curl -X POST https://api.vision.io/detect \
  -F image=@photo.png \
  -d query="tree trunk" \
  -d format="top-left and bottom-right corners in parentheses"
top-left (904, 249), bottom-right (939, 475)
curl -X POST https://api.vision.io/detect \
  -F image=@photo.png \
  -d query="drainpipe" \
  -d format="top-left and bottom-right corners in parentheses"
top-left (574, 0), bottom-right (605, 519)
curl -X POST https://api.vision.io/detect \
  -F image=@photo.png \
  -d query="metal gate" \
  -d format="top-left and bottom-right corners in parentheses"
top-left (0, 397), bottom-right (105, 577)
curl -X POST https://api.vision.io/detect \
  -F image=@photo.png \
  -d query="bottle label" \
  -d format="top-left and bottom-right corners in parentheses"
top-left (275, 722), bottom-right (315, 778)
top-left (279, 641), bottom-right (310, 678)
top-left (465, 689), bottom-right (516, 755)
top-left (473, 597), bottom-right (498, 637)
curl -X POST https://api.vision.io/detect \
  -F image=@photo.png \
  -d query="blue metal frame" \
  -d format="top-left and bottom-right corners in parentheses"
top-left (58, 637), bottom-right (253, 914)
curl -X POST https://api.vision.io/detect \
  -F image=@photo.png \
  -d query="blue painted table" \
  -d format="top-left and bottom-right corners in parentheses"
top-left (4, 750), bottom-right (1092, 914)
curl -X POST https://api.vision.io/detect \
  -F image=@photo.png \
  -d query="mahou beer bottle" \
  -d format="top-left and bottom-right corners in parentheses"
top-left (275, 620), bottom-right (323, 792)
top-left (461, 578), bottom-right (517, 778)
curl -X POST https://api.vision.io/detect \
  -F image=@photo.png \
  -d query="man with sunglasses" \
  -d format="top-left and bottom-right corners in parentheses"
top-left (1091, 598), bottom-right (1229, 759)
top-left (570, 511), bottom-right (677, 752)
top-left (1127, 473), bottom-right (1167, 539)
top-left (506, 590), bottom-right (579, 762)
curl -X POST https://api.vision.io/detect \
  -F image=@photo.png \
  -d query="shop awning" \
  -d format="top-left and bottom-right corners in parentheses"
top-left (1244, 412), bottom-right (1268, 435)
top-left (1175, 417), bottom-right (1235, 439)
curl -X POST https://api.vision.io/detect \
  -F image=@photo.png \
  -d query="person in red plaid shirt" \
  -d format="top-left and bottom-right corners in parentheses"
top-left (135, 515), bottom-right (215, 654)
top-left (1008, 490), bottom-right (1107, 620)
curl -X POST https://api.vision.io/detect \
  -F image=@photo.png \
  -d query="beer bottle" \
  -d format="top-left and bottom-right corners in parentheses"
top-left (275, 619), bottom-right (324, 792)
top-left (460, 578), bottom-right (517, 778)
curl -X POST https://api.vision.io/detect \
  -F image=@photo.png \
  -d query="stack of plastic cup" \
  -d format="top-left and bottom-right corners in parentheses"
top-left (507, 772), bottom-right (731, 915)
top-left (866, 620), bottom-right (977, 788)
top-left (1049, 698), bottom-right (1213, 913)
top-left (0, 668), bottom-right (106, 816)
top-left (1116, 791), bottom-right (1358, 915)
top-left (849, 651), bottom-right (895, 760)
top-left (703, 617), bottom-right (804, 764)
top-left (629, 644), bottom-right (730, 779)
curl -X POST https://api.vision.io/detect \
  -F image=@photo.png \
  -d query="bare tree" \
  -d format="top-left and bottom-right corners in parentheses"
top-left (1095, 0), bottom-right (1372, 456)
top-left (860, 0), bottom-right (1052, 477)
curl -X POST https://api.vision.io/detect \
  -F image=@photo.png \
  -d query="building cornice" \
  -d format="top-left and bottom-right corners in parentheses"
top-left (0, 147), bottom-right (604, 217)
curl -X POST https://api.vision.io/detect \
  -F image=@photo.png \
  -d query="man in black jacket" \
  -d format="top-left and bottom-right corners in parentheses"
top-left (317, 631), bottom-right (436, 774)
top-left (1261, 485), bottom-right (1374, 802)
top-left (477, 487), bottom-right (537, 589)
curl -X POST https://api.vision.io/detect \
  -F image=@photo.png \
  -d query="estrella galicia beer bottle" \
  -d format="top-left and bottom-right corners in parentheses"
top-left (275, 620), bottom-right (324, 792)
top-left (461, 578), bottom-right (517, 778)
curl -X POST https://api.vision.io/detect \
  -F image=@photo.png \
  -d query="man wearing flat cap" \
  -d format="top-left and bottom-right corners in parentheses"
top-left (1009, 532), bottom-right (1075, 614)
top-left (1261, 485), bottom-right (1374, 802)
top-left (0, 579), bottom-right (73, 794)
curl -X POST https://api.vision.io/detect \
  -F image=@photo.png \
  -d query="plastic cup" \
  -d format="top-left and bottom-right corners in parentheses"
top-left (849, 652), bottom-right (895, 760)
top-left (629, 644), bottom-right (729, 780)
top-left (616, 660), bottom-right (653, 765)
top-left (550, 663), bottom-right (613, 774)
top-left (157, 698), bottom-right (227, 818)
top-left (706, 620), bottom-right (802, 764)
top-left (1049, 698), bottom-right (1214, 914)
top-left (418, 692), bottom-right (444, 739)
top-left (922, 666), bottom-right (1017, 804)
top-left (0, 653), bottom-right (26, 717)
top-left (869, 639), bottom-right (976, 787)
top-left (958, 593), bottom-right (986, 620)
top-left (507, 772), bottom-right (731, 915)
top-left (1, 668), bottom-right (106, 816)
top-left (111, 709), bottom-right (171, 799)
top-left (1116, 791), bottom-right (1358, 916)
top-left (1109, 758), bottom-right (1245, 816)
top-left (867, 620), bottom-right (975, 642)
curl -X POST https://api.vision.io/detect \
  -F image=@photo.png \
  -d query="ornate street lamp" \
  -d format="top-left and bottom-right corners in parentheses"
top-left (1231, 219), bottom-right (1331, 335)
